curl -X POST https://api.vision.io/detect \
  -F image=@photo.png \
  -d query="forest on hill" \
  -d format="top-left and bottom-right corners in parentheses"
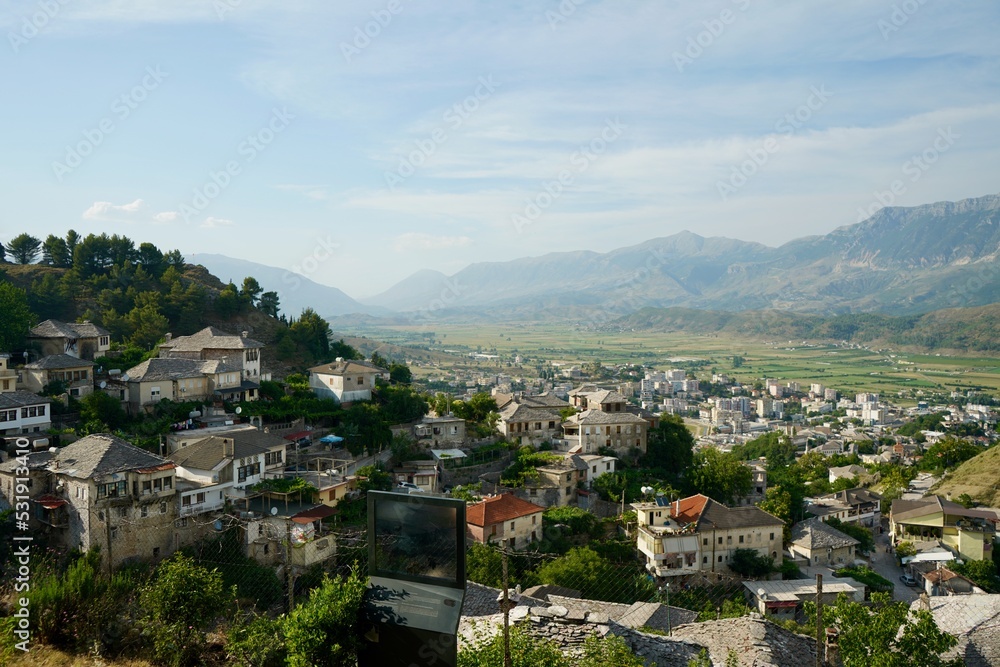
top-left (0, 231), bottom-right (337, 373)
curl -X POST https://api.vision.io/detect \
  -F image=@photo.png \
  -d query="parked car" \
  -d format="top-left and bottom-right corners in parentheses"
top-left (900, 573), bottom-right (918, 587)
top-left (397, 482), bottom-right (425, 493)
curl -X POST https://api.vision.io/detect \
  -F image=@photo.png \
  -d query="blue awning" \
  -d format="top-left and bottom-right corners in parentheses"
top-left (319, 435), bottom-right (345, 444)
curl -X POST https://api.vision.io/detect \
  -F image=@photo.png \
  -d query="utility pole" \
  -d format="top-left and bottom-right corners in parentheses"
top-left (285, 522), bottom-right (295, 613)
top-left (502, 548), bottom-right (512, 667)
top-left (815, 573), bottom-right (823, 667)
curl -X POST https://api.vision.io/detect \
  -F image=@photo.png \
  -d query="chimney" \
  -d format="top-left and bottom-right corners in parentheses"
top-left (675, 499), bottom-right (680, 516)
top-left (336, 357), bottom-right (344, 363)
top-left (241, 331), bottom-right (248, 338)
top-left (224, 438), bottom-right (233, 457)
top-left (164, 333), bottom-right (172, 342)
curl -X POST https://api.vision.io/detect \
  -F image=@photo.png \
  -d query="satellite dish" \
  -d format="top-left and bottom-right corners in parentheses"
top-left (270, 507), bottom-right (278, 516)
top-left (235, 407), bottom-right (242, 414)
top-left (120, 374), bottom-right (129, 382)
top-left (99, 381), bottom-right (107, 389)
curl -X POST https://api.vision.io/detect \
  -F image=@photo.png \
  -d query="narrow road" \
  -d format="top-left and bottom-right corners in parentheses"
top-left (871, 530), bottom-right (919, 604)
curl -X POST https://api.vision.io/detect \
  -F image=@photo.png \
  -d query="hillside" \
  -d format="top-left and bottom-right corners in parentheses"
top-left (931, 446), bottom-right (1000, 508)
top-left (611, 303), bottom-right (1000, 353)
top-left (363, 193), bottom-right (1000, 318)
top-left (188, 253), bottom-right (387, 318)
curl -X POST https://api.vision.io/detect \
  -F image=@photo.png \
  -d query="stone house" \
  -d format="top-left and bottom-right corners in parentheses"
top-left (21, 354), bottom-right (95, 399)
top-left (124, 357), bottom-right (250, 413)
top-left (496, 392), bottom-right (568, 447)
top-left (632, 494), bottom-right (784, 579)
top-left (28, 320), bottom-right (111, 361)
top-left (0, 434), bottom-right (189, 568)
top-left (561, 410), bottom-right (648, 456)
top-left (158, 327), bottom-right (266, 382)
top-left (0, 354), bottom-right (19, 393)
top-left (466, 493), bottom-right (545, 549)
top-left (788, 517), bottom-right (859, 568)
top-left (412, 415), bottom-right (466, 447)
top-left (806, 487), bottom-right (881, 527)
top-left (392, 459), bottom-right (440, 493)
top-left (308, 358), bottom-right (388, 404)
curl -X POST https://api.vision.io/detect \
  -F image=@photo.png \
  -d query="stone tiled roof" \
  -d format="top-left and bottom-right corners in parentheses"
top-left (29, 319), bottom-right (109, 339)
top-left (49, 433), bottom-right (173, 479)
top-left (0, 451), bottom-right (52, 473)
top-left (24, 354), bottom-right (96, 370)
top-left (125, 357), bottom-right (240, 382)
top-left (159, 326), bottom-right (263, 351)
top-left (912, 595), bottom-right (1000, 667)
top-left (168, 435), bottom-right (270, 471)
top-left (566, 409), bottom-right (647, 425)
top-left (308, 359), bottom-right (387, 376)
top-left (466, 493), bottom-right (544, 527)
top-left (790, 517), bottom-right (859, 551)
top-left (670, 614), bottom-right (819, 667)
top-left (699, 500), bottom-right (784, 530)
top-left (499, 402), bottom-right (562, 423)
top-left (0, 391), bottom-right (53, 409)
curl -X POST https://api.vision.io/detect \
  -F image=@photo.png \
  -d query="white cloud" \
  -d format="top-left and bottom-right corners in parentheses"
top-left (82, 199), bottom-right (145, 220)
top-left (153, 211), bottom-right (178, 223)
top-left (393, 232), bottom-right (472, 252)
top-left (201, 217), bottom-right (236, 228)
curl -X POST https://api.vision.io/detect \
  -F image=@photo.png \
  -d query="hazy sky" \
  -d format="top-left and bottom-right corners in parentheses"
top-left (3, 1), bottom-right (999, 299)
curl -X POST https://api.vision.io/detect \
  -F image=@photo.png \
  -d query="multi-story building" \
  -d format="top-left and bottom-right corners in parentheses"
top-left (788, 517), bottom-right (859, 567)
top-left (466, 493), bottom-right (545, 549)
top-left (806, 488), bottom-right (881, 527)
top-left (125, 357), bottom-right (250, 413)
top-left (890, 496), bottom-right (998, 563)
top-left (632, 494), bottom-right (784, 579)
top-left (28, 320), bottom-right (111, 361)
top-left (0, 354), bottom-right (18, 393)
top-left (0, 433), bottom-right (187, 567)
top-left (0, 391), bottom-right (53, 436)
top-left (158, 327), bottom-right (266, 382)
top-left (308, 358), bottom-right (388, 404)
top-left (21, 354), bottom-right (95, 399)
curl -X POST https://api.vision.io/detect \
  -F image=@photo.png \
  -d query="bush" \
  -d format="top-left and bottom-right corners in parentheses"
top-left (459, 625), bottom-right (569, 667)
top-left (283, 568), bottom-right (367, 667)
top-left (834, 565), bottom-right (894, 593)
top-left (137, 553), bottom-right (233, 666)
top-left (227, 614), bottom-right (286, 667)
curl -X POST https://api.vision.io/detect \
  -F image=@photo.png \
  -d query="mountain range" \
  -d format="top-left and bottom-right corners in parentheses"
top-left (194, 193), bottom-right (1000, 321)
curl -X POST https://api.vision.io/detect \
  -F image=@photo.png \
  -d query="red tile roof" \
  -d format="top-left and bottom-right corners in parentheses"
top-left (466, 494), bottom-right (545, 527)
top-left (670, 494), bottom-right (710, 524)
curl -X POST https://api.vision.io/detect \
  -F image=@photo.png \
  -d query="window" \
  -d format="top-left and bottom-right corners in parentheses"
top-left (357, 376), bottom-right (364, 385)
top-left (548, 421), bottom-right (555, 429)
top-left (770, 532), bottom-right (775, 540)
top-left (510, 521), bottom-right (515, 530)
top-left (163, 477), bottom-right (172, 489)
top-left (97, 480), bottom-right (128, 499)
top-left (117, 507), bottom-right (128, 519)
top-left (196, 492), bottom-right (206, 504)
top-left (152, 547), bottom-right (160, 558)
top-left (703, 538), bottom-right (708, 546)
top-left (718, 555), bottom-right (723, 563)
top-left (491, 525), bottom-right (497, 536)
top-left (160, 502), bottom-right (167, 514)
top-left (265, 451), bottom-right (283, 465)
top-left (565, 486), bottom-right (571, 495)
top-left (182, 496), bottom-right (192, 506)
top-left (110, 527), bottom-right (118, 539)
top-left (718, 537), bottom-right (723, 545)
top-left (153, 478), bottom-right (162, 492)
top-left (739, 535), bottom-right (744, 543)
top-left (532, 515), bottom-right (536, 524)
top-left (141, 506), bottom-right (148, 518)
top-left (142, 481), bottom-right (152, 494)
top-left (703, 556), bottom-right (708, 564)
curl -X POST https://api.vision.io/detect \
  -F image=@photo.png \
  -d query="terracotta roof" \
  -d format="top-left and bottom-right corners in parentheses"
top-left (290, 504), bottom-right (337, 523)
top-left (671, 494), bottom-right (711, 524)
top-left (466, 494), bottom-right (544, 527)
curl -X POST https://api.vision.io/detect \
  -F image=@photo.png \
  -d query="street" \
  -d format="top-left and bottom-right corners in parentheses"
top-left (871, 529), bottom-right (919, 604)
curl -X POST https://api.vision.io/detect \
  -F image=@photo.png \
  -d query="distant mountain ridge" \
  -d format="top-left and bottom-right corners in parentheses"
top-left (361, 193), bottom-right (1000, 318)
top-left (188, 254), bottom-right (388, 319)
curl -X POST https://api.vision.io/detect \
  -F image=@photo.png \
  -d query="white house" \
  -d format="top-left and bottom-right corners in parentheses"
top-left (0, 391), bottom-right (53, 436)
top-left (308, 358), bottom-right (388, 403)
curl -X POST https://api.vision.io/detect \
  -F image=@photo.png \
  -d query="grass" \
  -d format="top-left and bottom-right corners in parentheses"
top-left (2, 646), bottom-right (157, 667)
top-left (931, 446), bottom-right (1000, 507)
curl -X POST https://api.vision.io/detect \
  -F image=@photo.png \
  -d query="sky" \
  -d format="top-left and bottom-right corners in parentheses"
top-left (2, 1), bottom-right (999, 300)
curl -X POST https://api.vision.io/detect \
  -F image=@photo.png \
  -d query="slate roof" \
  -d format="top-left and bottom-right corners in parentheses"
top-left (499, 402), bottom-right (562, 423)
top-left (618, 601), bottom-right (699, 631)
top-left (168, 435), bottom-right (270, 470)
top-left (699, 500), bottom-right (784, 530)
top-left (0, 451), bottom-right (52, 473)
top-left (466, 493), bottom-right (544, 527)
top-left (308, 359), bottom-right (387, 376)
top-left (24, 354), bottom-right (96, 370)
top-left (789, 517), bottom-right (858, 551)
top-left (0, 391), bottom-right (53, 409)
top-left (820, 487), bottom-right (881, 507)
top-left (566, 409), bottom-right (647, 425)
top-left (912, 595), bottom-right (1000, 667)
top-left (828, 464), bottom-right (866, 479)
top-left (670, 614), bottom-right (819, 667)
top-left (49, 433), bottom-right (173, 479)
top-left (125, 357), bottom-right (241, 382)
top-left (29, 319), bottom-right (109, 339)
top-left (159, 326), bottom-right (263, 352)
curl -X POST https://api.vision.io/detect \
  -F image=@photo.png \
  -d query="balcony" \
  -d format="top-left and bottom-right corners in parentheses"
top-left (179, 497), bottom-right (225, 517)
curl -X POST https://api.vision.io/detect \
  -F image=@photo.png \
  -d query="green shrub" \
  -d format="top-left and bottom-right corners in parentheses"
top-left (227, 614), bottom-right (286, 667)
top-left (137, 553), bottom-right (233, 667)
top-left (283, 568), bottom-right (367, 667)
top-left (459, 625), bottom-right (569, 667)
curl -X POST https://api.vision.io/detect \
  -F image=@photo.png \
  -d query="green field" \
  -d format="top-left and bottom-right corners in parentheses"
top-left (336, 322), bottom-right (1000, 400)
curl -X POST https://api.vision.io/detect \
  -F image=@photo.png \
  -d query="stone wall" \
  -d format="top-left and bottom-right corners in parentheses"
top-left (440, 453), bottom-right (512, 487)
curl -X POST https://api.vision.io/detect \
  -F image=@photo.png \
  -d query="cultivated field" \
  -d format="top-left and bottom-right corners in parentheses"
top-left (336, 321), bottom-right (1000, 400)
